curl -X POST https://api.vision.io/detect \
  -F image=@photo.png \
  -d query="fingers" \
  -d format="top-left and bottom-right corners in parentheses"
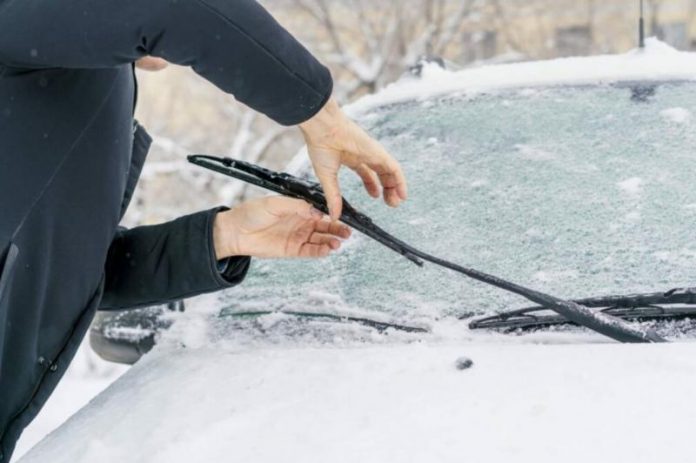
top-left (353, 164), bottom-right (381, 198)
top-left (350, 125), bottom-right (408, 207)
top-left (300, 220), bottom-right (352, 258)
top-left (364, 148), bottom-right (407, 206)
top-left (299, 243), bottom-right (333, 258)
top-left (308, 232), bottom-right (341, 250)
top-left (262, 197), bottom-right (352, 241)
top-left (315, 171), bottom-right (343, 221)
top-left (351, 160), bottom-right (404, 206)
top-left (314, 219), bottom-right (351, 238)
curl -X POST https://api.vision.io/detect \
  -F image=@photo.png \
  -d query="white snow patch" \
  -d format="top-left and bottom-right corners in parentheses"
top-left (306, 290), bottom-right (344, 305)
top-left (617, 177), bottom-right (643, 195)
top-left (624, 211), bottom-right (642, 222)
top-left (103, 325), bottom-right (152, 342)
top-left (660, 107), bottom-right (692, 124)
top-left (532, 269), bottom-right (579, 283)
top-left (407, 217), bottom-right (428, 226)
top-left (514, 144), bottom-right (556, 161)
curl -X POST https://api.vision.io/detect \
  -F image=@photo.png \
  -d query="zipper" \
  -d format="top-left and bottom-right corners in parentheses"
top-left (0, 277), bottom-right (104, 455)
top-left (131, 62), bottom-right (138, 116)
top-left (0, 244), bottom-right (19, 460)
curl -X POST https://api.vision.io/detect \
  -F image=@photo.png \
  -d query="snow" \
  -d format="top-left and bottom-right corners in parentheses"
top-left (617, 177), bottom-right (643, 195)
top-left (660, 107), bottom-right (692, 124)
top-left (514, 144), bottom-right (557, 161)
top-left (18, 341), bottom-right (696, 463)
top-left (346, 38), bottom-right (696, 117)
top-left (104, 325), bottom-right (153, 342)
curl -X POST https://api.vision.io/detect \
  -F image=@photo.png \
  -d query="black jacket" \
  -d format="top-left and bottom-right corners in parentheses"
top-left (0, 0), bottom-right (332, 460)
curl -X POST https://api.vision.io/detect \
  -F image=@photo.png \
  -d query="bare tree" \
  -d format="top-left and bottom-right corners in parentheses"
top-left (291, 0), bottom-right (480, 98)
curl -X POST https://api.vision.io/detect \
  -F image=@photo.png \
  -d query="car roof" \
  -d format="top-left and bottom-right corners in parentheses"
top-left (346, 38), bottom-right (696, 117)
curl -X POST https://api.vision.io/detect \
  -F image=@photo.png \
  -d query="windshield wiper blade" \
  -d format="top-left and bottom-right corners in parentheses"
top-left (222, 310), bottom-right (429, 334)
top-left (188, 154), bottom-right (666, 344)
top-left (554, 286), bottom-right (696, 308)
top-left (469, 287), bottom-right (696, 331)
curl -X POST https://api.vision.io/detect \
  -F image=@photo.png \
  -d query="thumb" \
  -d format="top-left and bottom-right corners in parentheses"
top-left (316, 172), bottom-right (343, 220)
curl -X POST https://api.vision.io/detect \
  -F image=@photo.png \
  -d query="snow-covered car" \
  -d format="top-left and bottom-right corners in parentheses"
top-left (20, 39), bottom-right (696, 463)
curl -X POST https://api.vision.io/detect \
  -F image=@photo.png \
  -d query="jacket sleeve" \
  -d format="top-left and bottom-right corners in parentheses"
top-left (0, 0), bottom-right (332, 125)
top-left (99, 207), bottom-right (251, 311)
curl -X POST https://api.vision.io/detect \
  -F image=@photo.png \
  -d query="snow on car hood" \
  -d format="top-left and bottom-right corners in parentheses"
top-left (19, 342), bottom-right (696, 463)
top-left (346, 38), bottom-right (696, 116)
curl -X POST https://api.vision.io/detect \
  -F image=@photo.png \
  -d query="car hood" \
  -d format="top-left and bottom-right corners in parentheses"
top-left (19, 341), bottom-right (696, 463)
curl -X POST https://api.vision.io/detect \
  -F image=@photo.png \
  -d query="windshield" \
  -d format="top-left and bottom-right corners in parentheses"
top-left (215, 82), bottom-right (696, 333)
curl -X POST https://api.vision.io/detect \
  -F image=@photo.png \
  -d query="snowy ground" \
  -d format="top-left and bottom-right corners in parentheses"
top-left (18, 339), bottom-right (696, 463)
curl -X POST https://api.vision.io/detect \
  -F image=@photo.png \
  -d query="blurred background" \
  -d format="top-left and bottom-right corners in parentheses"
top-left (129, 0), bottom-right (696, 226)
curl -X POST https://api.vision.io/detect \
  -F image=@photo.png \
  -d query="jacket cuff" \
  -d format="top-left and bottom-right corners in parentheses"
top-left (277, 71), bottom-right (333, 126)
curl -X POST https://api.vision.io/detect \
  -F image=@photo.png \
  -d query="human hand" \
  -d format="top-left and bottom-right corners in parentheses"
top-left (299, 97), bottom-right (408, 220)
top-left (213, 197), bottom-right (351, 259)
top-left (135, 56), bottom-right (169, 71)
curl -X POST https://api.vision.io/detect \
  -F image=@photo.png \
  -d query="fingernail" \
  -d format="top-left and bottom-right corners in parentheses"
top-left (310, 207), bottom-right (323, 217)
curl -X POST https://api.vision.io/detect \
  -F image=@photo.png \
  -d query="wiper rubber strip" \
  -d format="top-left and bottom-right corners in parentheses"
top-left (225, 310), bottom-right (429, 333)
top-left (188, 154), bottom-right (666, 344)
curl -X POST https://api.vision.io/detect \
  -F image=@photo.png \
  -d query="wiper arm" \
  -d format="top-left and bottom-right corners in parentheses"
top-left (188, 154), bottom-right (666, 344)
top-left (469, 287), bottom-right (696, 331)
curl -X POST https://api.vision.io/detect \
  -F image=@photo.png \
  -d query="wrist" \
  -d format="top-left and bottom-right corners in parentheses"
top-left (213, 210), bottom-right (241, 259)
top-left (299, 97), bottom-right (342, 139)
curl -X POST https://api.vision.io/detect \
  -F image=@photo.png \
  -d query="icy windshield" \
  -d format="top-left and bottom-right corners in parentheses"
top-left (216, 82), bottom-right (696, 329)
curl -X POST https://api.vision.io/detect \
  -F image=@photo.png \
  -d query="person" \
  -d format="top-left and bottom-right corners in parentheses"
top-left (0, 0), bottom-right (407, 460)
